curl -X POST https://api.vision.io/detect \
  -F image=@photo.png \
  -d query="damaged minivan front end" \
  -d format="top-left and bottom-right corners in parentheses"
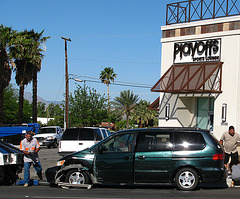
top-left (45, 148), bottom-right (98, 185)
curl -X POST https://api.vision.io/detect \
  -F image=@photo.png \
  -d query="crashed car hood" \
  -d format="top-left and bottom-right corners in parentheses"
top-left (59, 148), bottom-right (93, 161)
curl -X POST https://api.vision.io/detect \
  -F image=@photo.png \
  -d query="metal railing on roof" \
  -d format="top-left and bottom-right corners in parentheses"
top-left (166, 0), bottom-right (240, 25)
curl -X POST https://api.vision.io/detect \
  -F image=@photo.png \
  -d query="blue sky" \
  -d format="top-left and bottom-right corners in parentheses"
top-left (1, 0), bottom-right (179, 103)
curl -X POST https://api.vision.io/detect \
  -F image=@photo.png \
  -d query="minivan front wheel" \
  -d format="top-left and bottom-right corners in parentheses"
top-left (65, 169), bottom-right (90, 185)
top-left (175, 168), bottom-right (199, 191)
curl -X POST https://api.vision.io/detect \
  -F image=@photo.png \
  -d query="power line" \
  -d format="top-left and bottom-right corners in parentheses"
top-left (73, 79), bottom-right (152, 89)
top-left (69, 74), bottom-right (153, 87)
top-left (36, 89), bottom-right (157, 95)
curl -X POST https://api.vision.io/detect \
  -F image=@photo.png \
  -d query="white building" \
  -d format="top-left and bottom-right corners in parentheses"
top-left (37, 117), bottom-right (54, 125)
top-left (149, 0), bottom-right (240, 139)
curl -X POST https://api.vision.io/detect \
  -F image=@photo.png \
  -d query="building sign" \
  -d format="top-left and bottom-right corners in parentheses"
top-left (174, 39), bottom-right (221, 63)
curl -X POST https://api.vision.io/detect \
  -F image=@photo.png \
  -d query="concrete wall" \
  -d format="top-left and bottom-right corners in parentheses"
top-left (177, 97), bottom-right (197, 127)
top-left (214, 35), bottom-right (240, 138)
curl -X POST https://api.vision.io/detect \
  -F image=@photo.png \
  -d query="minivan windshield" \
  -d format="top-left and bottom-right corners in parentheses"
top-left (89, 133), bottom-right (115, 150)
top-left (38, 128), bottom-right (56, 134)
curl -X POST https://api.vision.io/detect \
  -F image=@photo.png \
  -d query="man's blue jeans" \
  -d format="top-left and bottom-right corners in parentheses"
top-left (24, 162), bottom-right (42, 184)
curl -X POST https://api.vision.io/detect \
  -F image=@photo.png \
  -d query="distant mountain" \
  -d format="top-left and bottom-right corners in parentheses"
top-left (24, 92), bottom-right (62, 106)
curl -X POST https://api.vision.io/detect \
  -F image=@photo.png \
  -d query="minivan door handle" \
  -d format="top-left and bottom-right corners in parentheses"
top-left (137, 156), bottom-right (146, 159)
top-left (124, 156), bottom-right (132, 160)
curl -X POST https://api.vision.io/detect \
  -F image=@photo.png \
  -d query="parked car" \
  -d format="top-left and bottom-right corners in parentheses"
top-left (58, 127), bottom-right (110, 156)
top-left (0, 142), bottom-right (23, 185)
top-left (46, 127), bottom-right (225, 191)
top-left (33, 126), bottom-right (63, 149)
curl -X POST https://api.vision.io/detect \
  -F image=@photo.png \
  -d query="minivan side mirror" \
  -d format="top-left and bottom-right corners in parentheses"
top-left (99, 145), bottom-right (107, 154)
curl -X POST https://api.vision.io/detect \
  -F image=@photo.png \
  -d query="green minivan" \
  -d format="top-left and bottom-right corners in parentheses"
top-left (46, 128), bottom-right (225, 190)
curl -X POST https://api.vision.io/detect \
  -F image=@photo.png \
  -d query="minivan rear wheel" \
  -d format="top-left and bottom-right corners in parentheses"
top-left (65, 169), bottom-right (90, 185)
top-left (175, 167), bottom-right (199, 191)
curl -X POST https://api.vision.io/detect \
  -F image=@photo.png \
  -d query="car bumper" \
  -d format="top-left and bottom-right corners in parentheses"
top-left (201, 167), bottom-right (226, 182)
top-left (38, 140), bottom-right (54, 147)
top-left (45, 166), bottom-right (61, 184)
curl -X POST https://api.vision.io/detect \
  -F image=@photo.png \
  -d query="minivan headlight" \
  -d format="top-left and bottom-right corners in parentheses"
top-left (56, 160), bottom-right (65, 166)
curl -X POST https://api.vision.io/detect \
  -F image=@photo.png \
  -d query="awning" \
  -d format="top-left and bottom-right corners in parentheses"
top-left (151, 62), bottom-right (223, 93)
top-left (148, 97), bottom-right (160, 111)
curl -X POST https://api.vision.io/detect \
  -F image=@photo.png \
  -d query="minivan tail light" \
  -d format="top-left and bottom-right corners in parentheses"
top-left (212, 153), bottom-right (223, 160)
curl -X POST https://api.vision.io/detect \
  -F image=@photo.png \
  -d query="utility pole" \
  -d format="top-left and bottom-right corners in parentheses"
top-left (61, 36), bottom-right (71, 130)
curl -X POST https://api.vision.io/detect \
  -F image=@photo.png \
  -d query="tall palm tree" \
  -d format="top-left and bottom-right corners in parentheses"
top-left (28, 30), bottom-right (49, 123)
top-left (10, 30), bottom-right (49, 123)
top-left (132, 100), bottom-right (158, 128)
top-left (100, 67), bottom-right (117, 111)
top-left (10, 30), bottom-right (35, 123)
top-left (112, 90), bottom-right (139, 129)
top-left (0, 25), bottom-right (15, 124)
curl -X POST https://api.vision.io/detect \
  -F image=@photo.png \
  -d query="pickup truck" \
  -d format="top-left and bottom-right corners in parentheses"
top-left (33, 126), bottom-right (63, 149)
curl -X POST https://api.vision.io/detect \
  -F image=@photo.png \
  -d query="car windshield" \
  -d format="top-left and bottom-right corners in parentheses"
top-left (38, 128), bottom-right (55, 134)
top-left (89, 133), bottom-right (115, 150)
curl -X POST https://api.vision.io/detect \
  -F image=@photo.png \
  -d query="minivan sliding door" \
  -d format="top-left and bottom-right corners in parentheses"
top-left (134, 132), bottom-right (173, 183)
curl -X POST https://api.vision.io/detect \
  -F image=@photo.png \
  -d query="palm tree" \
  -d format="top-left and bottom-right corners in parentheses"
top-left (0, 25), bottom-right (16, 124)
top-left (29, 30), bottom-right (49, 123)
top-left (112, 90), bottom-right (139, 129)
top-left (10, 30), bottom-right (36, 123)
top-left (10, 30), bottom-right (49, 123)
top-left (100, 67), bottom-right (117, 111)
top-left (132, 100), bottom-right (158, 128)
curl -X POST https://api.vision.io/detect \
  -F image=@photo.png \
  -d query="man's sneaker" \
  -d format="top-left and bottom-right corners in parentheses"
top-left (24, 183), bottom-right (28, 187)
top-left (38, 173), bottom-right (43, 180)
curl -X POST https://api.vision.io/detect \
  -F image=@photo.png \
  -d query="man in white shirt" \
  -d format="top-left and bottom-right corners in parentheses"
top-left (20, 131), bottom-right (42, 187)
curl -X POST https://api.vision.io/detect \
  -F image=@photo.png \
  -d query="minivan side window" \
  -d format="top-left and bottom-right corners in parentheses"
top-left (101, 133), bottom-right (135, 152)
top-left (136, 132), bottom-right (173, 152)
top-left (174, 132), bottom-right (206, 151)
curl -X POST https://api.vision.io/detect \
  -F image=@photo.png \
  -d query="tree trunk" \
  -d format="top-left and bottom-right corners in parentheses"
top-left (107, 83), bottom-right (110, 112)
top-left (32, 69), bottom-right (37, 123)
top-left (0, 87), bottom-right (4, 124)
top-left (126, 114), bottom-right (129, 129)
top-left (18, 83), bottom-right (24, 124)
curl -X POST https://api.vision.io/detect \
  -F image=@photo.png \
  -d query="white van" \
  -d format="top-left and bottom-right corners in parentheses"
top-left (58, 127), bottom-right (110, 156)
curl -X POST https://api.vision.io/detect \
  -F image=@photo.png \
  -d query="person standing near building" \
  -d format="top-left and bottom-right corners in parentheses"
top-left (229, 157), bottom-right (240, 187)
top-left (20, 131), bottom-right (42, 187)
top-left (220, 126), bottom-right (240, 169)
